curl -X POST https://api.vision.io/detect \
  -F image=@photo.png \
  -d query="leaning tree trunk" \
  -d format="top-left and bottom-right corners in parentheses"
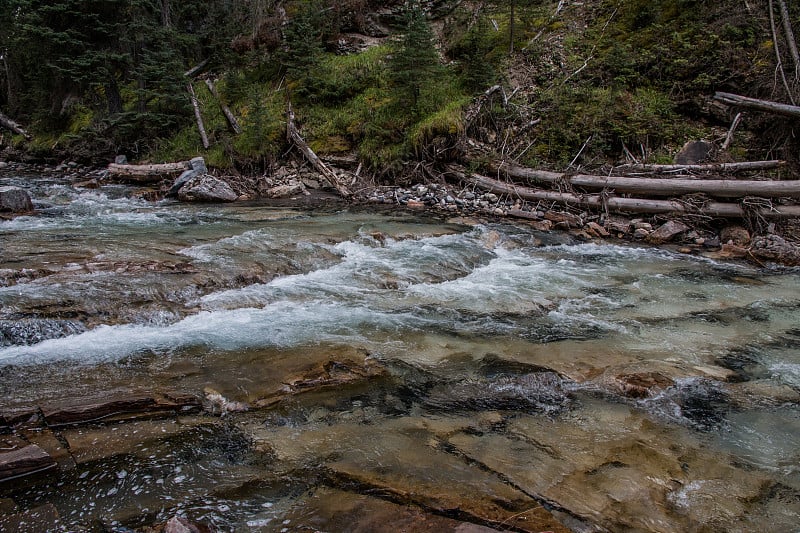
top-left (187, 82), bottom-right (210, 149)
top-left (205, 78), bottom-right (242, 134)
top-left (286, 101), bottom-right (351, 198)
top-left (0, 110), bottom-right (31, 139)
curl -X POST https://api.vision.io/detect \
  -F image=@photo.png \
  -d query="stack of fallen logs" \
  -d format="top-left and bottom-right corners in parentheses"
top-left (449, 160), bottom-right (800, 219)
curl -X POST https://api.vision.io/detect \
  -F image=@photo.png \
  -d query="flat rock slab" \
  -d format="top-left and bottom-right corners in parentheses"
top-left (252, 416), bottom-right (569, 533)
top-left (0, 445), bottom-right (56, 481)
top-left (41, 391), bottom-right (201, 427)
top-left (62, 416), bottom-right (210, 464)
top-left (281, 487), bottom-right (504, 532)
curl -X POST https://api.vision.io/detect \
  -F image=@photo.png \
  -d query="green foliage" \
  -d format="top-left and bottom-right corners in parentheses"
top-left (449, 16), bottom-right (505, 93)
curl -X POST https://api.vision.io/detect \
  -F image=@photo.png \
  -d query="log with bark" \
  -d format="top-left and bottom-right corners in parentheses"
top-left (713, 92), bottom-right (800, 118)
top-left (0, 111), bottom-right (31, 139)
top-left (107, 160), bottom-right (193, 182)
top-left (449, 168), bottom-right (800, 218)
top-left (492, 162), bottom-right (800, 198)
top-left (286, 101), bottom-right (351, 198)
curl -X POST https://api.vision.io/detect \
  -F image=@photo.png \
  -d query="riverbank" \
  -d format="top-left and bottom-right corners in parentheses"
top-left (3, 159), bottom-right (799, 268)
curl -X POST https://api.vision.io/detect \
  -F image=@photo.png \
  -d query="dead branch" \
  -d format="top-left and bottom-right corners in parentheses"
top-left (107, 161), bottom-right (191, 182)
top-left (778, 0), bottom-right (800, 79)
top-left (721, 112), bottom-right (744, 150)
top-left (770, 0), bottom-right (797, 104)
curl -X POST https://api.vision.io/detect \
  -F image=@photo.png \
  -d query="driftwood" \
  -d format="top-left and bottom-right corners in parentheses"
top-left (621, 160), bottom-right (784, 173)
top-left (187, 83), bottom-right (210, 149)
top-left (0, 111), bottom-right (31, 139)
top-left (184, 58), bottom-right (210, 79)
top-left (205, 78), bottom-right (242, 134)
top-left (286, 101), bottom-right (351, 197)
top-left (450, 169), bottom-right (800, 218)
top-left (714, 92), bottom-right (800, 118)
top-left (107, 160), bottom-right (192, 182)
top-left (493, 162), bottom-right (800, 198)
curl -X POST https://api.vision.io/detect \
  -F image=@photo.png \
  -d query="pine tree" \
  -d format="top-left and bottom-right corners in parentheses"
top-left (389, 1), bottom-right (443, 115)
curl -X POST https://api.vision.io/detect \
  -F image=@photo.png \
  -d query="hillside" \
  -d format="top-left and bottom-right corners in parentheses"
top-left (1, 0), bottom-right (799, 179)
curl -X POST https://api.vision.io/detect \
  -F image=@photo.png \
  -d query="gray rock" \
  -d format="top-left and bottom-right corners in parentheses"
top-left (720, 225), bottom-right (751, 246)
top-left (167, 169), bottom-right (199, 196)
top-left (0, 161), bottom-right (9, 169)
top-left (0, 186), bottom-right (34, 213)
top-left (114, 155), bottom-right (128, 165)
top-left (177, 175), bottom-right (237, 203)
top-left (189, 156), bottom-right (207, 174)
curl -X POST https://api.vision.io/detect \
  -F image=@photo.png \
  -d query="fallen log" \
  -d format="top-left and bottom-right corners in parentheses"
top-left (0, 111), bottom-right (31, 139)
top-left (493, 162), bottom-right (800, 198)
top-left (713, 92), bottom-right (800, 118)
top-left (619, 160), bottom-right (784, 173)
top-left (450, 169), bottom-right (800, 218)
top-left (107, 160), bottom-right (191, 182)
top-left (286, 101), bottom-right (351, 198)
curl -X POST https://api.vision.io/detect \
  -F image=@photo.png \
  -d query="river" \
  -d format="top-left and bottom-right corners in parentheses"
top-left (0, 173), bottom-right (799, 532)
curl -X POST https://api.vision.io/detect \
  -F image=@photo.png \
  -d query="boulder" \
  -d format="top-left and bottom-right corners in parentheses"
top-left (648, 220), bottom-right (690, 244)
top-left (0, 186), bottom-right (33, 213)
top-left (674, 140), bottom-right (714, 164)
top-left (177, 175), bottom-right (237, 202)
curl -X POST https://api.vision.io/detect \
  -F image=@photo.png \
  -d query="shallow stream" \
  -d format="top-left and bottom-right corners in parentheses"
top-left (1, 173), bottom-right (799, 532)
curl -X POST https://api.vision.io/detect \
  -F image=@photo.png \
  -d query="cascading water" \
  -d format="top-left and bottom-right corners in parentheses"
top-left (1, 173), bottom-right (798, 531)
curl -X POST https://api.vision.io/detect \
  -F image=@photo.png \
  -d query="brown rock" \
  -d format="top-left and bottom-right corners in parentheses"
top-left (615, 372), bottom-right (675, 398)
top-left (586, 221), bottom-right (610, 237)
top-left (718, 243), bottom-right (749, 259)
top-left (41, 394), bottom-right (157, 426)
top-left (545, 210), bottom-right (581, 227)
top-left (163, 516), bottom-right (203, 533)
top-left (648, 220), bottom-right (690, 244)
top-left (20, 429), bottom-right (75, 471)
top-left (266, 182), bottom-right (305, 198)
top-left (507, 208), bottom-right (538, 220)
top-left (406, 200), bottom-right (425, 208)
top-left (0, 445), bottom-right (56, 481)
top-left (605, 218), bottom-right (631, 234)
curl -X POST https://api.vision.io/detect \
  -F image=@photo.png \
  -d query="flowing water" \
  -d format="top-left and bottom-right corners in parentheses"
top-left (1, 173), bottom-right (799, 532)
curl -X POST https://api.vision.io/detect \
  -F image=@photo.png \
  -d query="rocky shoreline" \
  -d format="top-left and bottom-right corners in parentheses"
top-left (2, 159), bottom-right (800, 267)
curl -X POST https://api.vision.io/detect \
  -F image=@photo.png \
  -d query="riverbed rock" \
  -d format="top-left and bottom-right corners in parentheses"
top-left (266, 181), bottom-right (306, 198)
top-left (41, 392), bottom-right (201, 427)
top-left (177, 175), bottom-right (237, 202)
top-left (0, 445), bottom-right (56, 481)
top-left (0, 503), bottom-right (61, 533)
top-left (648, 220), bottom-right (690, 244)
top-left (0, 186), bottom-right (34, 213)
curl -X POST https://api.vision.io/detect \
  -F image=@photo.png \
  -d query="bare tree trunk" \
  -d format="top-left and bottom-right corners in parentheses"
top-left (769, 0), bottom-right (797, 104)
top-left (493, 162), bottom-right (800, 197)
top-left (1, 51), bottom-right (13, 110)
top-left (721, 112), bottom-right (744, 150)
top-left (778, 0), bottom-right (800, 78)
top-left (205, 78), bottom-right (242, 134)
top-left (509, 0), bottom-right (515, 54)
top-left (0, 110), bottom-right (31, 139)
top-left (450, 169), bottom-right (800, 218)
top-left (105, 79), bottom-right (124, 115)
top-left (160, 0), bottom-right (172, 27)
top-left (187, 82), bottom-right (210, 149)
top-left (714, 91), bottom-right (800, 117)
top-left (286, 101), bottom-right (351, 197)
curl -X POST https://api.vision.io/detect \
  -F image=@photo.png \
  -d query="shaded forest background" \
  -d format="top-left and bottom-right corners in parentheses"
top-left (1, 0), bottom-right (799, 180)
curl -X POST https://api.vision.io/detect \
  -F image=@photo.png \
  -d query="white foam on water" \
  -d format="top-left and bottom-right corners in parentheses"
top-left (0, 300), bottom-right (430, 366)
